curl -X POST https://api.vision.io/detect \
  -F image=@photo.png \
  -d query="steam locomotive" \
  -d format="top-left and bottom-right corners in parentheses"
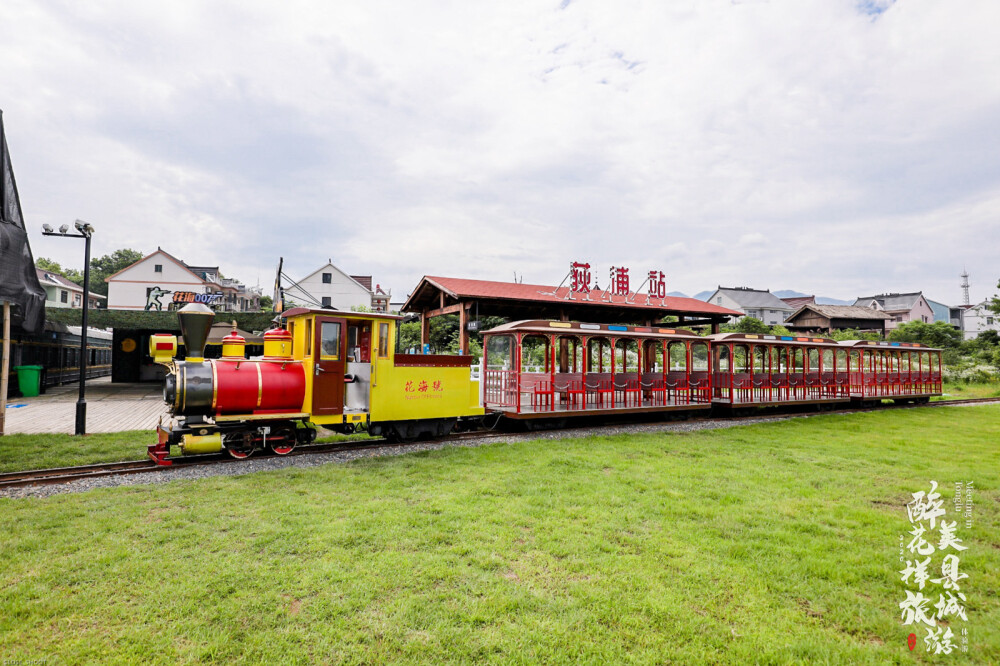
top-left (147, 303), bottom-right (483, 464)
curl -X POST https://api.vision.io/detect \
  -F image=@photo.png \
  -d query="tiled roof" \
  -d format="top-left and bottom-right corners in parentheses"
top-left (406, 276), bottom-right (742, 317)
top-left (854, 292), bottom-right (923, 311)
top-left (350, 275), bottom-right (373, 290)
top-left (789, 304), bottom-right (891, 321)
top-left (780, 295), bottom-right (815, 309)
top-left (36, 268), bottom-right (81, 290)
top-left (715, 287), bottom-right (793, 310)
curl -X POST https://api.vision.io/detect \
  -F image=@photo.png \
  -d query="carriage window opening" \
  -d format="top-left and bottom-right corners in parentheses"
top-left (587, 338), bottom-right (612, 373)
top-left (378, 323), bottom-right (389, 358)
top-left (305, 320), bottom-right (313, 357)
top-left (643, 340), bottom-right (663, 372)
top-left (690, 343), bottom-right (709, 371)
top-left (486, 335), bottom-right (513, 370)
top-left (615, 339), bottom-right (639, 372)
top-left (521, 335), bottom-right (549, 372)
top-left (733, 345), bottom-right (751, 373)
top-left (319, 321), bottom-right (340, 360)
top-left (348, 325), bottom-right (358, 357)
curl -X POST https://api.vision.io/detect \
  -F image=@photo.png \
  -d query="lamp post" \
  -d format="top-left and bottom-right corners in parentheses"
top-left (41, 220), bottom-right (94, 436)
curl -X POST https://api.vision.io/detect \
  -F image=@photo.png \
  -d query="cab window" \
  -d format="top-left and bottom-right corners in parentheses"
top-left (378, 323), bottom-right (389, 358)
top-left (319, 321), bottom-right (340, 360)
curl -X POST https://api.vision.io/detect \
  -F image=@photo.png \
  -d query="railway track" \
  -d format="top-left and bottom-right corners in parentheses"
top-left (0, 431), bottom-right (509, 490)
top-left (2, 397), bottom-right (996, 490)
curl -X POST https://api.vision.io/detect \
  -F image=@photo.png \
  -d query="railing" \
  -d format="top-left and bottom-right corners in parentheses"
top-left (484, 369), bottom-right (714, 412)
top-left (483, 370), bottom-right (518, 408)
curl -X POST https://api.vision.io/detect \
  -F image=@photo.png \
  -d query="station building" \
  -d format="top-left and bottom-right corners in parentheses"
top-left (403, 275), bottom-right (741, 355)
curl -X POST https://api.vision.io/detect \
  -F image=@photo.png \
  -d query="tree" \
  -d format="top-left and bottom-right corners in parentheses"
top-left (733, 316), bottom-right (769, 335)
top-left (87, 248), bottom-right (144, 297)
top-left (35, 257), bottom-right (82, 283)
top-left (36, 257), bottom-right (63, 273)
top-left (888, 320), bottom-right (963, 348)
top-left (990, 279), bottom-right (1000, 315)
top-left (259, 295), bottom-right (273, 311)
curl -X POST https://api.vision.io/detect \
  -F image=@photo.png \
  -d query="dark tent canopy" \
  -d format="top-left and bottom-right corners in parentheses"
top-left (0, 110), bottom-right (46, 334)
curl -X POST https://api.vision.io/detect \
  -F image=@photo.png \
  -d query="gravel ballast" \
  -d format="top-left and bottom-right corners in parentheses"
top-left (0, 413), bottom-right (827, 500)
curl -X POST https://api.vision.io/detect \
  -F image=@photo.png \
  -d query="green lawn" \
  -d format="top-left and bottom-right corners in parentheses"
top-left (1, 407), bottom-right (997, 664)
top-left (0, 430), bottom-right (366, 474)
top-left (935, 381), bottom-right (1000, 401)
top-left (0, 430), bottom-right (152, 473)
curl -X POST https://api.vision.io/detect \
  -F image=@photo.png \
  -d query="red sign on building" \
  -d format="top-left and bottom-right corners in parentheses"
top-left (648, 270), bottom-right (666, 298)
top-left (609, 266), bottom-right (630, 296)
top-left (570, 262), bottom-right (591, 293)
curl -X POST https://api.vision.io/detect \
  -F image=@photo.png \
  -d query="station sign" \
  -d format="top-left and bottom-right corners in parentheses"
top-left (569, 261), bottom-right (667, 299)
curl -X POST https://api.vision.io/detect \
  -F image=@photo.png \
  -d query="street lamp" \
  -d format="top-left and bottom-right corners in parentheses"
top-left (41, 219), bottom-right (94, 435)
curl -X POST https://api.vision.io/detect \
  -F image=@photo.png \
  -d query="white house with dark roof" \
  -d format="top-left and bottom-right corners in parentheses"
top-left (962, 300), bottom-right (1000, 340)
top-left (704, 287), bottom-right (794, 325)
top-left (105, 248), bottom-right (259, 312)
top-left (36, 268), bottom-right (105, 309)
top-left (283, 260), bottom-right (391, 312)
top-left (853, 292), bottom-right (934, 332)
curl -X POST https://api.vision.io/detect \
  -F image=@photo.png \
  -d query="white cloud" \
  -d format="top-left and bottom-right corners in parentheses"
top-left (3, 0), bottom-right (999, 304)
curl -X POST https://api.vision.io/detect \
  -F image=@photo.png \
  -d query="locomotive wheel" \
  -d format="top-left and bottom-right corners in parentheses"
top-left (224, 431), bottom-right (255, 460)
top-left (269, 427), bottom-right (297, 456)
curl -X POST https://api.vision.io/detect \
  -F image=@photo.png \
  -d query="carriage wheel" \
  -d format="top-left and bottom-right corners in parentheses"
top-left (224, 431), bottom-right (255, 460)
top-left (269, 428), bottom-right (297, 456)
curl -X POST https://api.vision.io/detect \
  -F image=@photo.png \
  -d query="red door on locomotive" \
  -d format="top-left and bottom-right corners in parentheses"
top-left (313, 316), bottom-right (347, 416)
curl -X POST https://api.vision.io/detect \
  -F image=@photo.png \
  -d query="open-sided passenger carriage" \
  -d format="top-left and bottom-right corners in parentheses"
top-left (707, 333), bottom-right (852, 407)
top-left (838, 339), bottom-right (942, 403)
top-left (481, 322), bottom-right (944, 420)
top-left (481, 320), bottom-right (713, 419)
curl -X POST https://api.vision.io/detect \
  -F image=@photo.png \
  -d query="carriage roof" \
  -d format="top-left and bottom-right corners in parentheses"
top-left (482, 320), bottom-right (703, 340)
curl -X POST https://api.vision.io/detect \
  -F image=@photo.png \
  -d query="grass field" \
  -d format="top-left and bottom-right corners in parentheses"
top-left (0, 429), bottom-right (364, 474)
top-left (935, 381), bottom-right (1000, 401)
top-left (0, 389), bottom-right (993, 474)
top-left (1, 406), bottom-right (997, 664)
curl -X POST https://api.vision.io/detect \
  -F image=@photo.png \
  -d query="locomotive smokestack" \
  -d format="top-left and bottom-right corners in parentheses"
top-left (177, 302), bottom-right (214, 362)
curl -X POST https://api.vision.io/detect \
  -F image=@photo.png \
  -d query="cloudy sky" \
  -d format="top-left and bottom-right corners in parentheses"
top-left (2, 0), bottom-right (998, 304)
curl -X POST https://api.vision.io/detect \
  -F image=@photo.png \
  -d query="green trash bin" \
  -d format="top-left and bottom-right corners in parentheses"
top-left (13, 365), bottom-right (44, 397)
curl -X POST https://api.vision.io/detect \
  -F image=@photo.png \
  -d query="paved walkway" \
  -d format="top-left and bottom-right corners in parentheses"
top-left (2, 377), bottom-right (170, 434)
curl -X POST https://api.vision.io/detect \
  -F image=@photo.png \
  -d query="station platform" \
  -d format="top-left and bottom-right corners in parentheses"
top-left (2, 377), bottom-right (168, 435)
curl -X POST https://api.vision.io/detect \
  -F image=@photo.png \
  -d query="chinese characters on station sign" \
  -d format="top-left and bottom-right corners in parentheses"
top-left (570, 262), bottom-right (591, 293)
top-left (569, 261), bottom-right (666, 298)
top-left (609, 266), bottom-right (630, 296)
top-left (648, 271), bottom-right (666, 299)
top-left (898, 480), bottom-right (973, 655)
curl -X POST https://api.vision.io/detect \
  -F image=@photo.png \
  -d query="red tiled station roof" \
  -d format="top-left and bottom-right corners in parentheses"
top-left (403, 276), bottom-right (741, 325)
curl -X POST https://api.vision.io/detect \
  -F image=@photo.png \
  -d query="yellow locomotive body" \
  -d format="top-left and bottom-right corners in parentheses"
top-left (149, 305), bottom-right (484, 463)
top-left (282, 307), bottom-right (484, 438)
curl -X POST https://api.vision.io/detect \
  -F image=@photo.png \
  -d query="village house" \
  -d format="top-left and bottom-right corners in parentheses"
top-left (962, 300), bottom-right (1000, 340)
top-left (35, 268), bottom-right (104, 310)
top-left (704, 287), bottom-right (793, 326)
top-left (283, 260), bottom-right (391, 312)
top-left (784, 304), bottom-right (891, 335)
top-left (105, 248), bottom-right (261, 312)
top-left (853, 292), bottom-right (934, 332)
